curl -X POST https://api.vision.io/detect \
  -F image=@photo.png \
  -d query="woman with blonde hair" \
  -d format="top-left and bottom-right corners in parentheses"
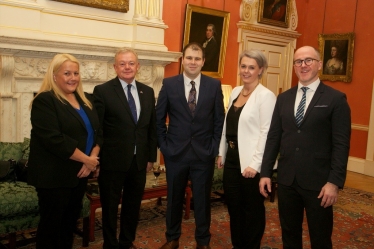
top-left (28, 53), bottom-right (102, 249)
top-left (217, 49), bottom-right (276, 249)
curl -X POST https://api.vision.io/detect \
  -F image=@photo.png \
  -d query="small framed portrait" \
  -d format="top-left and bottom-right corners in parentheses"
top-left (318, 32), bottom-right (355, 82)
top-left (258, 0), bottom-right (290, 28)
top-left (52, 0), bottom-right (129, 13)
top-left (182, 4), bottom-right (230, 78)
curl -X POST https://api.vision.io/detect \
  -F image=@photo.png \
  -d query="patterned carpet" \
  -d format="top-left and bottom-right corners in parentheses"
top-left (4, 187), bottom-right (374, 249)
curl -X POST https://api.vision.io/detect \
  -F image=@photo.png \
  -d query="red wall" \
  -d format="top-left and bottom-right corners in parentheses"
top-left (162, 0), bottom-right (374, 159)
top-left (162, 0), bottom-right (241, 164)
top-left (163, 0), bottom-right (241, 84)
top-left (294, 0), bottom-right (374, 158)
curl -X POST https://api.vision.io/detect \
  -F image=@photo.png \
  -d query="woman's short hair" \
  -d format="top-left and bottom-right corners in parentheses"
top-left (239, 49), bottom-right (268, 79)
top-left (30, 53), bottom-right (92, 109)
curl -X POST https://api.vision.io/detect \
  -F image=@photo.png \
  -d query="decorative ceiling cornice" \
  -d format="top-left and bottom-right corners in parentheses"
top-left (0, 36), bottom-right (181, 62)
top-left (237, 23), bottom-right (301, 39)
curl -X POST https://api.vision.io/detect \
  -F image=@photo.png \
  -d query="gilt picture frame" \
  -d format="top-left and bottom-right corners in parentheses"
top-left (318, 32), bottom-right (355, 82)
top-left (182, 4), bottom-right (230, 78)
top-left (52, 0), bottom-right (129, 13)
top-left (258, 0), bottom-right (290, 28)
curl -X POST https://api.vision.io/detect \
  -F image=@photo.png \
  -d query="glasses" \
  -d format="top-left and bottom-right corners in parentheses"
top-left (293, 58), bottom-right (319, 67)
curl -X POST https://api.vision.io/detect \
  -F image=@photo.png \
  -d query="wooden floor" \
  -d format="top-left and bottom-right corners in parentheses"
top-left (345, 171), bottom-right (374, 193)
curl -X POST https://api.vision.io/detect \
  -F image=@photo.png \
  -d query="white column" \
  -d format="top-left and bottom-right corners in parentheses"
top-left (0, 55), bottom-right (16, 141)
top-left (134, 0), bottom-right (147, 20)
top-left (148, 0), bottom-right (161, 21)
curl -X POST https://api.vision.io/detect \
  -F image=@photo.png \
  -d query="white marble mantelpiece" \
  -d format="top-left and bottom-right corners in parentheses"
top-left (0, 36), bottom-right (181, 142)
top-left (0, 0), bottom-right (181, 143)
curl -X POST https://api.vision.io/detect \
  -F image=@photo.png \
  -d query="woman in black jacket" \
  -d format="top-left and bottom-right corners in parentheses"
top-left (28, 53), bottom-right (103, 249)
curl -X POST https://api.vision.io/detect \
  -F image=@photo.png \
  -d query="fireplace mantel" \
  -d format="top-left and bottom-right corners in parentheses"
top-left (0, 36), bottom-right (181, 142)
top-left (0, 0), bottom-right (183, 142)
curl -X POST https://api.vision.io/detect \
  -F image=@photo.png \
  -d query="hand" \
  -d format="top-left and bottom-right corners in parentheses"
top-left (147, 162), bottom-right (154, 172)
top-left (259, 177), bottom-right (272, 198)
top-left (92, 166), bottom-right (100, 178)
top-left (216, 156), bottom-right (224, 169)
top-left (77, 164), bottom-right (92, 178)
top-left (84, 155), bottom-right (100, 171)
top-left (242, 166), bottom-right (257, 178)
top-left (318, 182), bottom-right (339, 208)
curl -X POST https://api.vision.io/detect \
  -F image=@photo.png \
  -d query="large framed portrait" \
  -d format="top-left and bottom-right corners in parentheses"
top-left (182, 4), bottom-right (230, 78)
top-left (52, 0), bottom-right (129, 13)
top-left (318, 32), bottom-right (355, 82)
top-left (258, 0), bottom-right (290, 28)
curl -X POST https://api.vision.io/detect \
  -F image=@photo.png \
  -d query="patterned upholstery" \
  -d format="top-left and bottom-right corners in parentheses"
top-left (0, 212), bottom-right (40, 235)
top-left (21, 137), bottom-right (30, 159)
top-left (81, 194), bottom-right (90, 218)
top-left (0, 182), bottom-right (38, 218)
top-left (0, 141), bottom-right (23, 162)
top-left (0, 138), bottom-right (90, 236)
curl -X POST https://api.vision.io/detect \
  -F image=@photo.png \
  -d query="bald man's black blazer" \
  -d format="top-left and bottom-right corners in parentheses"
top-left (261, 82), bottom-right (351, 191)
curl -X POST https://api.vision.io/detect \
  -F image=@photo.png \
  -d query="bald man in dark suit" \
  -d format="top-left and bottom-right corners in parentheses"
top-left (260, 46), bottom-right (351, 249)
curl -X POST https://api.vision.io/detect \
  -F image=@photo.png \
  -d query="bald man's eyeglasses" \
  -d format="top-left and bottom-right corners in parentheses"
top-left (293, 58), bottom-right (319, 67)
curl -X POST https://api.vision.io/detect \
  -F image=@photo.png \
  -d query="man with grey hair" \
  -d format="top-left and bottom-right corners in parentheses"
top-left (94, 48), bottom-right (157, 249)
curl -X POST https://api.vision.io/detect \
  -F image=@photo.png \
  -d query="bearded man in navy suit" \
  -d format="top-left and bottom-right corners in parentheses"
top-left (156, 42), bottom-right (225, 249)
top-left (260, 46), bottom-right (351, 249)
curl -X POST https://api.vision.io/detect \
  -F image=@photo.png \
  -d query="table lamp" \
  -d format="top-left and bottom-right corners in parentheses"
top-left (221, 84), bottom-right (233, 112)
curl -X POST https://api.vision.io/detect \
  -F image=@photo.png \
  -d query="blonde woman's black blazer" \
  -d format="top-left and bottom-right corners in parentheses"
top-left (28, 91), bottom-right (103, 188)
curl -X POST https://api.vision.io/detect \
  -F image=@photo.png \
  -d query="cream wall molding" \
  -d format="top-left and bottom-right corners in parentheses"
top-left (348, 157), bottom-right (374, 177)
top-left (0, 0), bottom-right (42, 10)
top-left (351, 123), bottom-right (369, 131)
top-left (347, 80), bottom-right (374, 177)
top-left (0, 0), bottom-right (167, 50)
top-left (365, 80), bottom-right (374, 162)
top-left (237, 23), bottom-right (300, 39)
top-left (0, 36), bottom-right (181, 61)
top-left (42, 9), bottom-right (133, 25)
top-left (0, 2), bottom-right (166, 28)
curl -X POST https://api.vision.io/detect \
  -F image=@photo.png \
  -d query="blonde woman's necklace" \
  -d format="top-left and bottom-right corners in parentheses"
top-left (241, 83), bottom-right (259, 97)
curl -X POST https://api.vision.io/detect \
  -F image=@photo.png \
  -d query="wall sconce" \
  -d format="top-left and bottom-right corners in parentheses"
top-left (221, 84), bottom-right (233, 112)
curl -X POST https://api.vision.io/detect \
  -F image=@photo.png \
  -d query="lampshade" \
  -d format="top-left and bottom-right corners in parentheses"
top-left (221, 84), bottom-right (233, 111)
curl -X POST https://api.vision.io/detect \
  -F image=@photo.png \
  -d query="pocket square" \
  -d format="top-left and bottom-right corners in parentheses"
top-left (314, 105), bottom-right (328, 107)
